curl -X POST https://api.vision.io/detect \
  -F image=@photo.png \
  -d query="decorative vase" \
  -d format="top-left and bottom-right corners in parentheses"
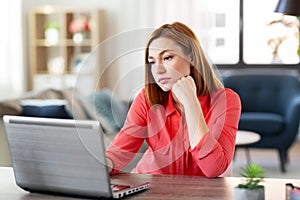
top-left (235, 187), bottom-right (265, 200)
top-left (47, 56), bottom-right (65, 75)
top-left (73, 32), bottom-right (84, 43)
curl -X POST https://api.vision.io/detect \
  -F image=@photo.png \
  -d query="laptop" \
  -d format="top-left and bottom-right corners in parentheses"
top-left (3, 115), bottom-right (150, 199)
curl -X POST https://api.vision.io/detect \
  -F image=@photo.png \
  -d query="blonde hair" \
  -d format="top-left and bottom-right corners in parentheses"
top-left (145, 22), bottom-right (223, 106)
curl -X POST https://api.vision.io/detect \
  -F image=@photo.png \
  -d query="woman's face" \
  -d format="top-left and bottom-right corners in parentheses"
top-left (148, 37), bottom-right (191, 92)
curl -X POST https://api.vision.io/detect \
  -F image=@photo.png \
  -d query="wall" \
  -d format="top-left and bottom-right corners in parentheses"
top-left (23, 0), bottom-right (211, 101)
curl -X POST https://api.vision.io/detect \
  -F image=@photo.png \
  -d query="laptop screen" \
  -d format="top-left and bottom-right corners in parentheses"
top-left (4, 115), bottom-right (112, 198)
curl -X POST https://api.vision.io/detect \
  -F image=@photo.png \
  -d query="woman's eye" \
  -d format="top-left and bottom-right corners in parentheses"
top-left (163, 56), bottom-right (173, 61)
top-left (148, 61), bottom-right (155, 65)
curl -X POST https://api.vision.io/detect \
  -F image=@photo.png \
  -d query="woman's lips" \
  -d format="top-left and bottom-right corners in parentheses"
top-left (158, 77), bottom-right (171, 84)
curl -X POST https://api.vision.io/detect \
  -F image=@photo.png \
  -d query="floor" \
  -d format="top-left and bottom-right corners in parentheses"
top-left (232, 140), bottom-right (300, 179)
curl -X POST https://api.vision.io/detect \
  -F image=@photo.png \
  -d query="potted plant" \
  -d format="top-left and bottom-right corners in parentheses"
top-left (44, 21), bottom-right (60, 45)
top-left (267, 14), bottom-right (300, 63)
top-left (69, 15), bottom-right (90, 43)
top-left (235, 163), bottom-right (265, 200)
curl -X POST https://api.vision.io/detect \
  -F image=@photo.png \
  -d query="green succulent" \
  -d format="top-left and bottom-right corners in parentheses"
top-left (237, 163), bottom-right (265, 190)
top-left (44, 21), bottom-right (60, 30)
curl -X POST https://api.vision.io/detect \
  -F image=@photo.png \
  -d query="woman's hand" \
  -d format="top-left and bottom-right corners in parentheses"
top-left (172, 76), bottom-right (208, 149)
top-left (106, 158), bottom-right (113, 173)
top-left (172, 76), bottom-right (197, 107)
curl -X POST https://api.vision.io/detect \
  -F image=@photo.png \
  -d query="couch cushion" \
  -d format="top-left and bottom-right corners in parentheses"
top-left (21, 99), bottom-right (72, 119)
top-left (239, 112), bottom-right (284, 136)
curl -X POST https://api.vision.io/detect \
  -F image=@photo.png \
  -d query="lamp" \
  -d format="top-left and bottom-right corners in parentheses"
top-left (275, 0), bottom-right (300, 16)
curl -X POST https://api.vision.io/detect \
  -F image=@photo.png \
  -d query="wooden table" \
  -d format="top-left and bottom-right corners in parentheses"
top-left (1, 167), bottom-right (300, 200)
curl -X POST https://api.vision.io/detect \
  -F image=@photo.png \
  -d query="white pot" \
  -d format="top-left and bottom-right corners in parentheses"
top-left (235, 187), bottom-right (265, 200)
top-left (45, 28), bottom-right (59, 45)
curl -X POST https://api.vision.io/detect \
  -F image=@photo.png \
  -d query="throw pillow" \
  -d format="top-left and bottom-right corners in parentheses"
top-left (21, 99), bottom-right (72, 119)
top-left (0, 100), bottom-right (23, 118)
top-left (75, 94), bottom-right (117, 135)
top-left (90, 89), bottom-right (129, 133)
top-left (61, 88), bottom-right (90, 120)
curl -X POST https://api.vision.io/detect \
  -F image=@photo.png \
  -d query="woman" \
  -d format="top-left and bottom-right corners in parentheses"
top-left (106, 22), bottom-right (241, 177)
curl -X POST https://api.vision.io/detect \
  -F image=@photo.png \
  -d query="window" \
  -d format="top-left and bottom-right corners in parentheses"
top-left (199, 0), bottom-right (299, 66)
top-left (0, 1), bottom-right (24, 100)
top-left (243, 0), bottom-right (299, 64)
top-left (198, 0), bottom-right (240, 64)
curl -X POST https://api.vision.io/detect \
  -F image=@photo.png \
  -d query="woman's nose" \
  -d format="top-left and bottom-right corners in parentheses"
top-left (154, 63), bottom-right (166, 74)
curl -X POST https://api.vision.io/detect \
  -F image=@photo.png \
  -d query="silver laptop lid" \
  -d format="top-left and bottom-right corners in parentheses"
top-left (3, 115), bottom-right (112, 198)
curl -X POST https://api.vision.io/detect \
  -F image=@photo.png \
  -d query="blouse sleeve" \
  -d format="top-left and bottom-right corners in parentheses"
top-left (190, 88), bottom-right (241, 177)
top-left (106, 90), bottom-right (149, 174)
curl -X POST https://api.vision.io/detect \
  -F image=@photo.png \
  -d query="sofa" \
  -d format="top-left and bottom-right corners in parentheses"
top-left (223, 70), bottom-right (300, 172)
top-left (0, 88), bottom-right (147, 171)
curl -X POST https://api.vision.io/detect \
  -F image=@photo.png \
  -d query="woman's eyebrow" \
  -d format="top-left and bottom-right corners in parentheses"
top-left (148, 49), bottom-right (174, 60)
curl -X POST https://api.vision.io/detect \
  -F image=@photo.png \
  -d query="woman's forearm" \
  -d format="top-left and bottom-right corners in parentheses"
top-left (184, 97), bottom-right (209, 149)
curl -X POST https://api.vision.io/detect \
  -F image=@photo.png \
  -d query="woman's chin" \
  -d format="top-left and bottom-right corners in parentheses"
top-left (159, 85), bottom-right (172, 92)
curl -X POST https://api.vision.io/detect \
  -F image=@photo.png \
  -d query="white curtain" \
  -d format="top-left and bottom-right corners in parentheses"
top-left (0, 0), bottom-right (24, 100)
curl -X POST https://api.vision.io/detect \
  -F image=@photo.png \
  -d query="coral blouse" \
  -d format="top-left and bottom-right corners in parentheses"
top-left (106, 88), bottom-right (241, 177)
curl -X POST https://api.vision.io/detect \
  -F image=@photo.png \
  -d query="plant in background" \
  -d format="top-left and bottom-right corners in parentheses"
top-left (69, 15), bottom-right (90, 34)
top-left (267, 14), bottom-right (299, 63)
top-left (69, 15), bottom-right (90, 43)
top-left (237, 163), bottom-right (265, 190)
top-left (44, 21), bottom-right (60, 30)
top-left (44, 21), bottom-right (60, 45)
